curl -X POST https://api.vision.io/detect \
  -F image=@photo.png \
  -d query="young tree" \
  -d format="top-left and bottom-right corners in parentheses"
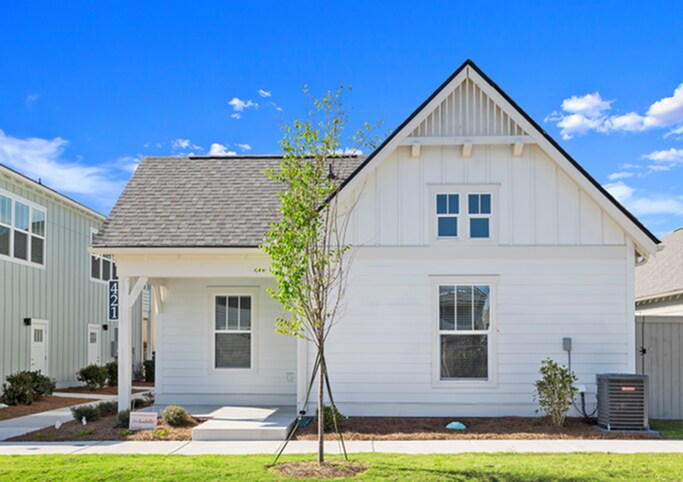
top-left (262, 86), bottom-right (379, 464)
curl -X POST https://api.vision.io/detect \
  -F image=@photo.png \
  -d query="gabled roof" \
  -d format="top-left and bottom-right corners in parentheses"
top-left (636, 228), bottom-right (683, 301)
top-left (92, 155), bottom-right (364, 248)
top-left (334, 59), bottom-right (660, 252)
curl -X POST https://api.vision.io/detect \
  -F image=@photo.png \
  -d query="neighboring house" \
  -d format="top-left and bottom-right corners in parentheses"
top-left (0, 163), bottom-right (148, 390)
top-left (636, 227), bottom-right (683, 315)
top-left (93, 60), bottom-right (659, 416)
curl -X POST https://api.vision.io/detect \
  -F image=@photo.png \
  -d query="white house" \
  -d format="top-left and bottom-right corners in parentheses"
top-left (93, 60), bottom-right (659, 416)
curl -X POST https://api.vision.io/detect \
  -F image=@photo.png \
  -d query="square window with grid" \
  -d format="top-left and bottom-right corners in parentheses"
top-left (436, 194), bottom-right (459, 238)
top-left (467, 193), bottom-right (492, 239)
top-left (0, 193), bottom-right (46, 266)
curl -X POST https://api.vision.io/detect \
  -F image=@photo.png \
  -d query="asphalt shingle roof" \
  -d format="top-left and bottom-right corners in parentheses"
top-left (636, 227), bottom-right (683, 300)
top-left (93, 155), bottom-right (365, 248)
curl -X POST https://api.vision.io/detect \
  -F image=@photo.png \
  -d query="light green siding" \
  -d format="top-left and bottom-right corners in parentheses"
top-left (0, 169), bottom-right (145, 388)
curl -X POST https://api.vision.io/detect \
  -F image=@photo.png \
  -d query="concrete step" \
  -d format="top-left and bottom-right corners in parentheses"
top-left (190, 405), bottom-right (297, 441)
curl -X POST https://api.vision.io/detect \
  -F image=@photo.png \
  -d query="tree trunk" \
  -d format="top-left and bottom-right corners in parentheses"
top-left (317, 347), bottom-right (325, 464)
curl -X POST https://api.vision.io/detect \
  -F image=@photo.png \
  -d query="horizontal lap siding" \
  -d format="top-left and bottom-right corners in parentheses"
top-left (308, 251), bottom-right (629, 416)
top-left (157, 278), bottom-right (297, 405)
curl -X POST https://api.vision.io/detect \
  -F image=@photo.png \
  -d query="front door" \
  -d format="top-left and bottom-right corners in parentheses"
top-left (30, 320), bottom-right (48, 374)
top-left (88, 324), bottom-right (101, 365)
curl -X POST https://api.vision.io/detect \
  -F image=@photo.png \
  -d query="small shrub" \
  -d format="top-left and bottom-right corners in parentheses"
top-left (162, 405), bottom-right (188, 427)
top-left (77, 427), bottom-right (95, 436)
top-left (315, 404), bottom-right (345, 432)
top-left (97, 400), bottom-right (118, 417)
top-left (30, 371), bottom-right (56, 398)
top-left (133, 366), bottom-right (144, 382)
top-left (76, 364), bottom-right (107, 390)
top-left (116, 409), bottom-right (130, 428)
top-left (143, 359), bottom-right (155, 383)
top-left (118, 429), bottom-right (133, 437)
top-left (104, 361), bottom-right (118, 387)
top-left (153, 428), bottom-right (169, 437)
top-left (132, 397), bottom-right (145, 409)
top-left (534, 358), bottom-right (579, 427)
top-left (2, 371), bottom-right (35, 405)
top-left (71, 404), bottom-right (100, 423)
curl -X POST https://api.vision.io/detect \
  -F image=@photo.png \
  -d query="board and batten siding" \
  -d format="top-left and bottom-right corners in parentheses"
top-left (0, 171), bottom-right (138, 389)
top-left (154, 277), bottom-right (297, 406)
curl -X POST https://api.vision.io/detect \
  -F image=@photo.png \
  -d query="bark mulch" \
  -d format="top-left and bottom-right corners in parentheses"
top-left (0, 396), bottom-right (94, 421)
top-left (9, 413), bottom-right (204, 442)
top-left (294, 416), bottom-right (660, 440)
top-left (272, 461), bottom-right (368, 479)
top-left (56, 386), bottom-right (147, 396)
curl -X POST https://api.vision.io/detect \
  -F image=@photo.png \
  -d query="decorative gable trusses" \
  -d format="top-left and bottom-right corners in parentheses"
top-left (405, 76), bottom-right (532, 159)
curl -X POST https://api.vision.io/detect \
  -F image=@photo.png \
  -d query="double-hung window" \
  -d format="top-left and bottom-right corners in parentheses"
top-left (90, 229), bottom-right (116, 282)
top-left (214, 295), bottom-right (252, 369)
top-left (436, 194), bottom-right (459, 238)
top-left (0, 191), bottom-right (46, 266)
top-left (468, 193), bottom-right (492, 239)
top-left (438, 283), bottom-right (491, 380)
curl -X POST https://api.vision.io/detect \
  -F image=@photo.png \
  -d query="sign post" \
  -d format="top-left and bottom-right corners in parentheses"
top-left (108, 279), bottom-right (119, 322)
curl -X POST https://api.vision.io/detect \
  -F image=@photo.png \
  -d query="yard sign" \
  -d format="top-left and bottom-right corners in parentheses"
top-left (108, 279), bottom-right (119, 321)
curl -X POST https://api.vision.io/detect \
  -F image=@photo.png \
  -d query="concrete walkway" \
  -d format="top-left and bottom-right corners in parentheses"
top-left (1, 439), bottom-right (683, 455)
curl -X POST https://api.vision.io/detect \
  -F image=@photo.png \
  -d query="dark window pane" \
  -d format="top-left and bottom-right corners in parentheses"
top-left (112, 263), bottom-right (118, 280)
top-left (228, 296), bottom-right (239, 330)
top-left (240, 296), bottom-right (251, 330)
top-left (30, 236), bottom-right (44, 264)
top-left (0, 225), bottom-right (9, 255)
top-left (215, 296), bottom-right (227, 330)
top-left (468, 194), bottom-right (479, 214)
top-left (456, 285), bottom-right (472, 330)
top-left (91, 256), bottom-right (100, 279)
top-left (15, 202), bottom-right (29, 230)
top-left (436, 194), bottom-right (447, 214)
top-left (14, 231), bottom-right (28, 260)
top-left (473, 286), bottom-right (490, 330)
top-left (31, 210), bottom-right (45, 236)
top-left (440, 334), bottom-right (488, 379)
top-left (215, 333), bottom-right (251, 368)
top-left (439, 286), bottom-right (455, 330)
top-left (102, 259), bottom-right (111, 280)
top-left (470, 218), bottom-right (490, 238)
top-left (480, 194), bottom-right (491, 214)
top-left (448, 194), bottom-right (459, 214)
top-left (0, 195), bottom-right (10, 225)
top-left (438, 217), bottom-right (457, 237)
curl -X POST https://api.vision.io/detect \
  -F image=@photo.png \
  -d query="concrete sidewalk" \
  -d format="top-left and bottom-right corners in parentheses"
top-left (1, 439), bottom-right (683, 455)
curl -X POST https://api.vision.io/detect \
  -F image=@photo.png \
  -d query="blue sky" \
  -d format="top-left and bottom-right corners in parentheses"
top-left (1, 1), bottom-right (682, 237)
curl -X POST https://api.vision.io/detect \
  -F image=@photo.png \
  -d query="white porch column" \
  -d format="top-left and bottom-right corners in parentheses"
top-left (117, 277), bottom-right (132, 412)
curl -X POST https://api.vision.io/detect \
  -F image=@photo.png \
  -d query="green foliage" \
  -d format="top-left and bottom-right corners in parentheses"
top-left (153, 428), bottom-right (169, 437)
top-left (1, 370), bottom-right (55, 405)
top-left (116, 409), bottom-right (130, 428)
top-left (77, 427), bottom-right (95, 437)
top-left (651, 420), bottom-right (683, 439)
top-left (143, 359), bottom-right (155, 382)
top-left (534, 358), bottom-right (578, 427)
top-left (162, 405), bottom-right (188, 427)
top-left (71, 404), bottom-right (100, 422)
top-left (76, 364), bottom-right (108, 390)
top-left (132, 397), bottom-right (145, 409)
top-left (117, 429), bottom-right (133, 437)
top-left (315, 404), bottom-right (345, 432)
top-left (97, 400), bottom-right (118, 417)
top-left (104, 361), bottom-right (118, 387)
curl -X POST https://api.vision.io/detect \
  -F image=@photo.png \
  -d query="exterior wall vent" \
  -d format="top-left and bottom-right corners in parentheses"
top-left (597, 374), bottom-right (649, 430)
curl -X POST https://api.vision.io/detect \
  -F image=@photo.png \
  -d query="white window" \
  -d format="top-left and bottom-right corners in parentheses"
top-left (0, 191), bottom-right (46, 267)
top-left (214, 294), bottom-right (252, 369)
top-left (438, 283), bottom-right (492, 381)
top-left (90, 229), bottom-right (116, 282)
top-left (467, 193), bottom-right (492, 239)
top-left (435, 193), bottom-right (459, 238)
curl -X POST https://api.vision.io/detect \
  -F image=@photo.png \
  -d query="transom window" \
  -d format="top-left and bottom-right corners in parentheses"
top-left (468, 194), bottom-right (492, 239)
top-left (0, 192), bottom-right (46, 266)
top-left (214, 295), bottom-right (252, 369)
top-left (438, 284), bottom-right (491, 380)
top-left (90, 229), bottom-right (117, 282)
top-left (436, 194), bottom-right (459, 238)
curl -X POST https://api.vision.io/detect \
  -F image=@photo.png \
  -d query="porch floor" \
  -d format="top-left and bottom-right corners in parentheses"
top-left (144, 405), bottom-right (297, 441)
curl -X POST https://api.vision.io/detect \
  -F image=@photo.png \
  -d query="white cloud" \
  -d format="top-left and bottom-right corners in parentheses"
top-left (642, 148), bottom-right (683, 164)
top-left (546, 83), bottom-right (683, 139)
top-left (604, 181), bottom-right (636, 203)
top-left (604, 180), bottom-right (683, 217)
top-left (208, 143), bottom-right (237, 156)
top-left (237, 143), bottom-right (251, 151)
top-left (0, 129), bottom-right (130, 212)
top-left (171, 138), bottom-right (202, 151)
top-left (664, 125), bottom-right (683, 139)
top-left (607, 171), bottom-right (634, 181)
top-left (25, 94), bottom-right (40, 108)
top-left (334, 147), bottom-right (364, 155)
top-left (258, 89), bottom-right (271, 98)
top-left (228, 97), bottom-right (258, 119)
top-left (230, 113), bottom-right (241, 119)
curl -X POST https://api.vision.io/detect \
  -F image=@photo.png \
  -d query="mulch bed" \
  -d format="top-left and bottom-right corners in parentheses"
top-left (9, 413), bottom-right (204, 442)
top-left (272, 461), bottom-right (368, 479)
top-left (294, 416), bottom-right (660, 440)
top-left (56, 386), bottom-right (147, 396)
top-left (0, 396), bottom-right (94, 421)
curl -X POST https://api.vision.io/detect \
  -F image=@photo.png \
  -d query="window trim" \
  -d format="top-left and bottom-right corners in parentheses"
top-left (431, 275), bottom-right (498, 388)
top-left (0, 188), bottom-right (47, 269)
top-left (208, 288), bottom-right (258, 374)
top-left (435, 193), bottom-right (460, 239)
top-left (467, 192), bottom-right (493, 240)
top-left (90, 227), bottom-right (116, 283)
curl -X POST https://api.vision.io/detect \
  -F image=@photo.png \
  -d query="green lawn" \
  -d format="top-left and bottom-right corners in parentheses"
top-left (1, 453), bottom-right (683, 481)
top-left (652, 420), bottom-right (683, 439)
